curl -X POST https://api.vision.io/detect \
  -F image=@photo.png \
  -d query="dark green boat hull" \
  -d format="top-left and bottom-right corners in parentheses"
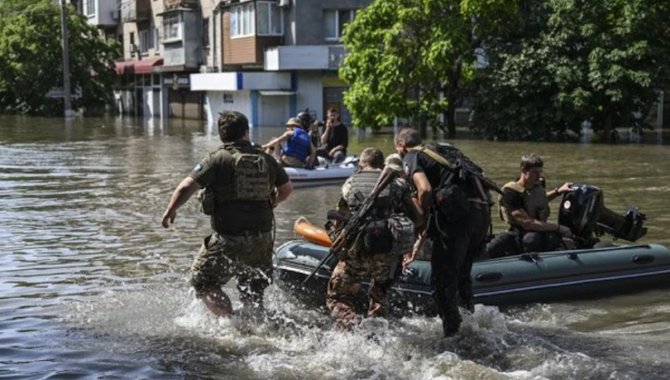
top-left (273, 240), bottom-right (670, 315)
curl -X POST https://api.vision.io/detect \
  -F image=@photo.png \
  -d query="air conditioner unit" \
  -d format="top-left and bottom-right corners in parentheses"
top-left (278, 0), bottom-right (290, 8)
top-left (111, 10), bottom-right (120, 21)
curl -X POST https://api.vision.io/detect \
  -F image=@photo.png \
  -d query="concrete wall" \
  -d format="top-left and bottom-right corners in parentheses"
top-left (205, 90), bottom-right (251, 126)
top-left (295, 72), bottom-right (324, 121)
top-left (289, 0), bottom-right (373, 45)
top-left (163, 10), bottom-right (202, 68)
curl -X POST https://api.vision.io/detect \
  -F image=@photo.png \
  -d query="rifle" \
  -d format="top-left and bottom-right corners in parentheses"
top-left (302, 166), bottom-right (400, 285)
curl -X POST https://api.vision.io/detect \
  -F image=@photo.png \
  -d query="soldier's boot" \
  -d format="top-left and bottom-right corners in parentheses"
top-left (201, 288), bottom-right (233, 317)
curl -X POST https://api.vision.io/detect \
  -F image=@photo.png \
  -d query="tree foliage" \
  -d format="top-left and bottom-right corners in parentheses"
top-left (0, 0), bottom-right (119, 115)
top-left (340, 0), bottom-right (515, 136)
top-left (471, 0), bottom-right (670, 141)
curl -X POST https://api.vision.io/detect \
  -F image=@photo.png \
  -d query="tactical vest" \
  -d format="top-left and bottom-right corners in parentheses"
top-left (199, 144), bottom-right (272, 215)
top-left (344, 170), bottom-right (392, 217)
top-left (499, 181), bottom-right (550, 225)
top-left (220, 144), bottom-right (271, 202)
top-left (344, 170), bottom-right (414, 255)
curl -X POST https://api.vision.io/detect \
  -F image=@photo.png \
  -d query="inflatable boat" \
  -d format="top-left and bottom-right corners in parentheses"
top-left (284, 156), bottom-right (357, 187)
top-left (274, 185), bottom-right (670, 315)
top-left (274, 239), bottom-right (670, 315)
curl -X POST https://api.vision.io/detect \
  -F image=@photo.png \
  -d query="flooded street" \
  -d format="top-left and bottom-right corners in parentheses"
top-left (2, 115), bottom-right (670, 379)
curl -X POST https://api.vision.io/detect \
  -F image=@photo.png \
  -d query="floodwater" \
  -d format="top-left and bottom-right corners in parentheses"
top-left (1, 115), bottom-right (670, 379)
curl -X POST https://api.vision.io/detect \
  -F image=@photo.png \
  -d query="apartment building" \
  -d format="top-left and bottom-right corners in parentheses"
top-left (192, 0), bottom-right (372, 127)
top-left (79, 0), bottom-right (371, 124)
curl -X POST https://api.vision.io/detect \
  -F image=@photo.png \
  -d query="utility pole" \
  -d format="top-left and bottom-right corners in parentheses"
top-left (60, 0), bottom-right (74, 117)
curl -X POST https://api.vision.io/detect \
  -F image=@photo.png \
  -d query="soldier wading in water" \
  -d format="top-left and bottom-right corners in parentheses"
top-left (326, 148), bottom-right (422, 330)
top-left (161, 111), bottom-right (293, 317)
top-left (396, 128), bottom-right (499, 337)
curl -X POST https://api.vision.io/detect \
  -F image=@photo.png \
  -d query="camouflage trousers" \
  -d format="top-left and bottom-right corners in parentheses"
top-left (325, 242), bottom-right (400, 330)
top-left (190, 231), bottom-right (273, 308)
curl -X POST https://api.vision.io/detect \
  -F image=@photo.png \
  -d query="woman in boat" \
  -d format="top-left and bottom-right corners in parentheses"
top-left (262, 117), bottom-right (316, 169)
top-left (487, 154), bottom-right (573, 258)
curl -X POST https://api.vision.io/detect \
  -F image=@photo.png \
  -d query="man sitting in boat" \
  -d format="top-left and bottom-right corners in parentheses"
top-left (326, 148), bottom-right (420, 330)
top-left (487, 153), bottom-right (573, 257)
top-left (316, 107), bottom-right (349, 164)
top-left (262, 117), bottom-right (316, 169)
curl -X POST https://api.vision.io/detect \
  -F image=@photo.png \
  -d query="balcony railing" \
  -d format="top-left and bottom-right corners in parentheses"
top-left (120, 0), bottom-right (151, 23)
top-left (163, 0), bottom-right (199, 10)
top-left (265, 45), bottom-right (347, 71)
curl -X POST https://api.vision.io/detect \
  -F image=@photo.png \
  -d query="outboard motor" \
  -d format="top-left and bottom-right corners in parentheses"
top-left (558, 184), bottom-right (647, 246)
top-left (598, 205), bottom-right (647, 242)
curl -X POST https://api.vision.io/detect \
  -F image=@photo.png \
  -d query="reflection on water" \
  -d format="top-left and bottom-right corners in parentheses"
top-left (1, 115), bottom-right (670, 379)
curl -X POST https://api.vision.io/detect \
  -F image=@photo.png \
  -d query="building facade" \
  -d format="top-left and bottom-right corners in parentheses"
top-left (192, 0), bottom-right (372, 127)
top-left (90, 0), bottom-right (371, 126)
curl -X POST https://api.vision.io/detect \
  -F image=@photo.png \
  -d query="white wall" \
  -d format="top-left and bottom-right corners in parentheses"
top-left (296, 72), bottom-right (324, 120)
top-left (259, 96), bottom-right (288, 128)
top-left (204, 90), bottom-right (251, 126)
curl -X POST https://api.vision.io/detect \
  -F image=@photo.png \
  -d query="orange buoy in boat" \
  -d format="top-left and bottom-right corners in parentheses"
top-left (293, 217), bottom-right (332, 247)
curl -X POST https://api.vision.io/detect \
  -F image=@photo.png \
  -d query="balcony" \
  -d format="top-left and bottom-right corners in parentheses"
top-left (120, 0), bottom-right (151, 23)
top-left (84, 0), bottom-right (120, 27)
top-left (264, 45), bottom-right (346, 71)
top-left (163, 0), bottom-right (199, 10)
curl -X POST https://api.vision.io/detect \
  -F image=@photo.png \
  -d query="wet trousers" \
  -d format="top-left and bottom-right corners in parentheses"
top-left (190, 231), bottom-right (273, 308)
top-left (486, 229), bottom-right (562, 258)
top-left (325, 248), bottom-right (399, 330)
top-left (430, 203), bottom-right (490, 336)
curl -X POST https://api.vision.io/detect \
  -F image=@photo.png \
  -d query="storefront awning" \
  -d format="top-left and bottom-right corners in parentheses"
top-left (114, 61), bottom-right (134, 75)
top-left (114, 57), bottom-right (164, 75)
top-left (134, 57), bottom-right (163, 74)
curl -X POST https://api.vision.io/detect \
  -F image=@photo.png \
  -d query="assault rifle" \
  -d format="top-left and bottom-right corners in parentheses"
top-left (302, 166), bottom-right (400, 285)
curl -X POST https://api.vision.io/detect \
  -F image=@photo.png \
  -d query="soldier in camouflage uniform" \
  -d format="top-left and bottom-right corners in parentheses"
top-left (326, 148), bottom-right (420, 330)
top-left (161, 111), bottom-right (293, 317)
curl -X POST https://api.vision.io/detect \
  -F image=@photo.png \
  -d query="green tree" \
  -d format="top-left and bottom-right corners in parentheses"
top-left (339, 0), bottom-right (514, 137)
top-left (0, 0), bottom-right (118, 115)
top-left (471, 0), bottom-right (670, 142)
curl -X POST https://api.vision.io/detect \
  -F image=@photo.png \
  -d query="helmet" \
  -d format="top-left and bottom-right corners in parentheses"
top-left (385, 153), bottom-right (403, 172)
top-left (297, 109), bottom-right (313, 126)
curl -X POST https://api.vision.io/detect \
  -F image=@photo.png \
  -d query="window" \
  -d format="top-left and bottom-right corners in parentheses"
top-left (163, 13), bottom-right (182, 42)
top-left (139, 28), bottom-right (154, 53)
top-left (202, 18), bottom-right (210, 47)
top-left (223, 93), bottom-right (234, 103)
top-left (257, 1), bottom-right (282, 36)
top-left (323, 9), bottom-right (357, 40)
top-left (86, 0), bottom-right (95, 16)
top-left (230, 3), bottom-right (254, 37)
top-left (154, 28), bottom-right (160, 50)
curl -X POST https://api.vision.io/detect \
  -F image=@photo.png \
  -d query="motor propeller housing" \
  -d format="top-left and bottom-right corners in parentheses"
top-left (558, 184), bottom-right (647, 244)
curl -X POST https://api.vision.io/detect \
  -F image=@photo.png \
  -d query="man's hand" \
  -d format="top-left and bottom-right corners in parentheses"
top-left (161, 209), bottom-right (176, 228)
top-left (558, 225), bottom-right (573, 238)
top-left (403, 231), bottom-right (427, 272)
top-left (558, 182), bottom-right (573, 194)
